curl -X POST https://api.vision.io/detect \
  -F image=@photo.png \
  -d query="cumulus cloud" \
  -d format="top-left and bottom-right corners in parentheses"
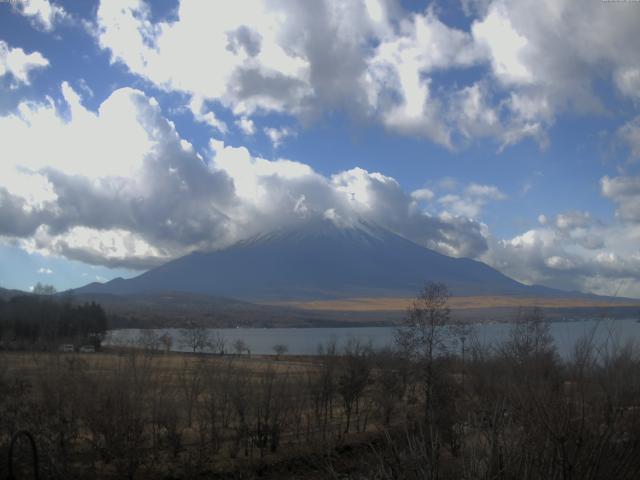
top-left (92, 0), bottom-right (640, 151)
top-left (264, 126), bottom-right (295, 148)
top-left (617, 116), bottom-right (640, 163)
top-left (10, 0), bottom-right (67, 31)
top-left (328, 168), bottom-right (489, 258)
top-left (437, 183), bottom-right (506, 218)
top-left (363, 8), bottom-right (485, 146)
top-left (410, 188), bottom-right (434, 202)
top-left (615, 67), bottom-right (640, 102)
top-left (0, 82), bottom-right (491, 269)
top-left (0, 84), bottom-right (238, 267)
top-left (189, 96), bottom-right (228, 134)
top-left (555, 211), bottom-right (594, 232)
top-left (0, 41), bottom-right (49, 85)
top-left (481, 209), bottom-right (640, 298)
top-left (235, 116), bottom-right (255, 135)
top-left (96, 0), bottom-right (314, 120)
top-left (601, 174), bottom-right (640, 224)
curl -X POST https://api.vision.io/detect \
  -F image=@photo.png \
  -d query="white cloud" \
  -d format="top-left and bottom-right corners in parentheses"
top-left (555, 211), bottom-right (593, 231)
top-left (601, 174), bottom-right (640, 224)
top-left (37, 267), bottom-right (53, 275)
top-left (0, 41), bottom-right (49, 85)
top-left (438, 183), bottom-right (506, 218)
top-left (481, 206), bottom-right (640, 297)
top-left (466, 183), bottom-right (506, 200)
top-left (617, 116), bottom-right (640, 162)
top-left (615, 67), bottom-right (640, 102)
top-left (0, 82), bottom-right (491, 268)
top-left (0, 81), bottom-right (153, 179)
top-left (91, 0), bottom-right (640, 152)
top-left (10, 0), bottom-right (67, 31)
top-left (0, 83), bottom-right (237, 266)
top-left (410, 188), bottom-right (434, 202)
top-left (545, 255), bottom-right (575, 271)
top-left (363, 9), bottom-right (486, 147)
top-left (235, 116), bottom-right (255, 135)
top-left (96, 0), bottom-right (313, 117)
top-left (189, 96), bottom-right (228, 134)
top-left (452, 83), bottom-right (500, 141)
top-left (264, 126), bottom-right (295, 148)
top-left (471, 3), bottom-right (532, 85)
top-left (475, 0), bottom-right (640, 147)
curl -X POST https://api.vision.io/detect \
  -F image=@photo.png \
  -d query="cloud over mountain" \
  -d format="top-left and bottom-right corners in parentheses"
top-left (0, 83), bottom-right (490, 269)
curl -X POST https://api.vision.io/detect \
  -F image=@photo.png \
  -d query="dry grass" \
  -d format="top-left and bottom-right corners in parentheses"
top-left (0, 349), bottom-right (316, 382)
top-left (272, 295), bottom-right (640, 312)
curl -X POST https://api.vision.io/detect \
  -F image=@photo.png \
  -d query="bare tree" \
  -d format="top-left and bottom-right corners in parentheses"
top-left (209, 331), bottom-right (226, 355)
top-left (394, 282), bottom-right (452, 478)
top-left (233, 339), bottom-right (248, 356)
top-left (309, 339), bottom-right (338, 440)
top-left (200, 358), bottom-right (236, 454)
top-left (503, 306), bottom-right (554, 362)
top-left (371, 348), bottom-right (408, 427)
top-left (338, 338), bottom-right (372, 433)
top-left (272, 343), bottom-right (288, 360)
top-left (137, 330), bottom-right (161, 353)
top-left (395, 282), bottom-right (451, 417)
top-left (177, 358), bottom-right (205, 427)
top-left (180, 325), bottom-right (211, 353)
top-left (33, 282), bottom-right (57, 295)
top-left (159, 333), bottom-right (173, 353)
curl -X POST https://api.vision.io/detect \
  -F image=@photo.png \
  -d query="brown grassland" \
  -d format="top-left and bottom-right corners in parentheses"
top-left (275, 295), bottom-right (640, 312)
top-left (1, 345), bottom-right (408, 479)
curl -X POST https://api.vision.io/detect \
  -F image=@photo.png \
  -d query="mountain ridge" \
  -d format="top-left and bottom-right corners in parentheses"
top-left (71, 217), bottom-right (595, 301)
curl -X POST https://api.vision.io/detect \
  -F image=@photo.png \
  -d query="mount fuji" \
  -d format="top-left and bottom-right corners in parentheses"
top-left (73, 218), bottom-right (571, 301)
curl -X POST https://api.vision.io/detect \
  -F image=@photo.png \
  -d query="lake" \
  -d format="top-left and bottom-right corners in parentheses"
top-left (105, 317), bottom-right (640, 358)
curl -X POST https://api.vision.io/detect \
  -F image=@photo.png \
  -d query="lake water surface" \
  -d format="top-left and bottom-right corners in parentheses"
top-left (105, 318), bottom-right (640, 358)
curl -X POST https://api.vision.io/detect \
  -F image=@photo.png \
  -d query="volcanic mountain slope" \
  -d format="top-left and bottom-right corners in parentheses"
top-left (74, 218), bottom-right (573, 301)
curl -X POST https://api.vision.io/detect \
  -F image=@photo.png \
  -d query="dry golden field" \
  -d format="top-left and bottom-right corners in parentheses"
top-left (273, 295), bottom-right (640, 312)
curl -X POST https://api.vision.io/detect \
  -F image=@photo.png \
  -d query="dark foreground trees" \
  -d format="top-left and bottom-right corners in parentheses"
top-left (0, 294), bottom-right (108, 349)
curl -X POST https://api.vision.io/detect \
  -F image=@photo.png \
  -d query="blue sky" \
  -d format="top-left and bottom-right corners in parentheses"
top-left (1, 0), bottom-right (640, 297)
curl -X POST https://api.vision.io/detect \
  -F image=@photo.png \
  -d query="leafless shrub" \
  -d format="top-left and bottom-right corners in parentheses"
top-left (338, 338), bottom-right (372, 434)
top-left (272, 343), bottom-right (288, 360)
top-left (180, 324), bottom-right (212, 353)
top-left (81, 351), bottom-right (154, 479)
top-left (233, 338), bottom-right (248, 356)
top-left (177, 356), bottom-right (206, 428)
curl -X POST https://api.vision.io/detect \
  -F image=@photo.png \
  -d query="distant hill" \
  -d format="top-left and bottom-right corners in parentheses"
top-left (0, 286), bottom-right (27, 300)
top-left (73, 218), bottom-right (584, 301)
top-left (70, 291), bottom-right (397, 328)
